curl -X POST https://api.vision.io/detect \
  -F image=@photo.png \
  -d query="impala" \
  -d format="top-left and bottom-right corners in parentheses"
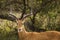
top-left (17, 19), bottom-right (60, 40)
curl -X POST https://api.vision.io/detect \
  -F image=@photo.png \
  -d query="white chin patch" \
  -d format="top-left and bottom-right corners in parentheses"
top-left (18, 27), bottom-right (23, 32)
top-left (18, 28), bottom-right (22, 32)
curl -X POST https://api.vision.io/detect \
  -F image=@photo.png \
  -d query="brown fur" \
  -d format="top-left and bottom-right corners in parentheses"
top-left (17, 20), bottom-right (60, 40)
top-left (18, 31), bottom-right (60, 40)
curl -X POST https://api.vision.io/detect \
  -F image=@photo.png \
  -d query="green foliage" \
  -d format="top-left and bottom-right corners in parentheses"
top-left (25, 13), bottom-right (60, 31)
top-left (0, 19), bottom-right (18, 40)
top-left (5, 26), bottom-right (11, 32)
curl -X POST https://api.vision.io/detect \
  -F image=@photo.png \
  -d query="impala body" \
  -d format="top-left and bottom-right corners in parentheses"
top-left (17, 20), bottom-right (60, 40)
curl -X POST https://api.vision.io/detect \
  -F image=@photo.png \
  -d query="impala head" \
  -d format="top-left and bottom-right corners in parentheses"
top-left (16, 19), bottom-right (26, 32)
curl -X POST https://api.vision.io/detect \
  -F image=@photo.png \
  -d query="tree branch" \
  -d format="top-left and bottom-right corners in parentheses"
top-left (19, 0), bottom-right (26, 20)
top-left (0, 14), bottom-right (17, 22)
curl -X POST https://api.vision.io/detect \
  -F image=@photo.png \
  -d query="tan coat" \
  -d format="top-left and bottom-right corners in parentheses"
top-left (17, 20), bottom-right (60, 40)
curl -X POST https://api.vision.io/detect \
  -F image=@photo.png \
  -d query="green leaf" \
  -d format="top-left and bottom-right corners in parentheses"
top-left (5, 27), bottom-right (11, 32)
